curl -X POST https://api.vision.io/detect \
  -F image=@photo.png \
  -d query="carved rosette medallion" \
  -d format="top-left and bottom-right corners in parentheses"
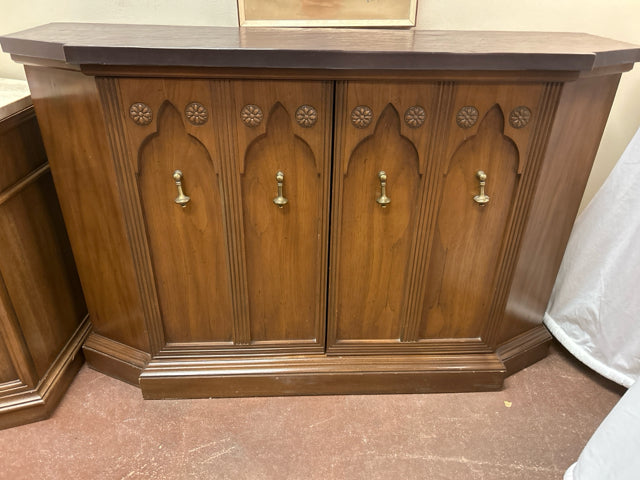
top-left (241, 104), bottom-right (263, 127)
top-left (295, 104), bottom-right (318, 128)
top-left (351, 105), bottom-right (373, 129)
top-left (129, 102), bottom-right (152, 126)
top-left (456, 106), bottom-right (479, 129)
top-left (404, 105), bottom-right (426, 128)
top-left (185, 102), bottom-right (209, 125)
top-left (509, 106), bottom-right (532, 128)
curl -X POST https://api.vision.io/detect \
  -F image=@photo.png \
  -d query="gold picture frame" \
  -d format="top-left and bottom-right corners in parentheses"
top-left (238, 0), bottom-right (418, 28)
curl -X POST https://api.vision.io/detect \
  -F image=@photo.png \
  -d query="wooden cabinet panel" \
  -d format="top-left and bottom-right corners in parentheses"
top-left (26, 67), bottom-right (150, 353)
top-left (330, 82), bottom-right (551, 353)
top-left (329, 82), bottom-right (440, 349)
top-left (0, 178), bottom-right (85, 377)
top-left (224, 81), bottom-right (332, 347)
top-left (0, 101), bottom-right (88, 429)
top-left (0, 337), bottom-right (17, 384)
top-left (139, 104), bottom-right (233, 343)
top-left (420, 105), bottom-right (520, 339)
top-left (113, 79), bottom-right (332, 351)
top-left (0, 114), bottom-right (46, 191)
top-left (418, 83), bottom-right (554, 346)
top-left (116, 79), bottom-right (234, 345)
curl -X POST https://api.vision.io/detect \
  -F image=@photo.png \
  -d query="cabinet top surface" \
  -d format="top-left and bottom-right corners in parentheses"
top-left (2, 23), bottom-right (640, 72)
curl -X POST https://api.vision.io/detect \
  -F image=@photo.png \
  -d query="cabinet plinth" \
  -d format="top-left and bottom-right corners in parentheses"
top-left (2, 24), bottom-right (638, 397)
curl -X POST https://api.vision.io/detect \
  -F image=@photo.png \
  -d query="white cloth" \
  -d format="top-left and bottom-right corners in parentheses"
top-left (563, 378), bottom-right (640, 480)
top-left (544, 127), bottom-right (640, 388)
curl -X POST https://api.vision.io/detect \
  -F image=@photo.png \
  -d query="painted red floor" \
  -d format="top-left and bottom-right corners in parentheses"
top-left (0, 341), bottom-right (625, 479)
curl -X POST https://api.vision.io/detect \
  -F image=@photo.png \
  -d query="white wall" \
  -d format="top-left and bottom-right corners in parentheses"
top-left (1, 0), bottom-right (638, 209)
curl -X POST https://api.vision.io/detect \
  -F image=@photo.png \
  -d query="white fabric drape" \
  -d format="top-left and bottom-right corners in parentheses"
top-left (544, 127), bottom-right (640, 388)
top-left (563, 379), bottom-right (640, 480)
top-left (544, 127), bottom-right (640, 479)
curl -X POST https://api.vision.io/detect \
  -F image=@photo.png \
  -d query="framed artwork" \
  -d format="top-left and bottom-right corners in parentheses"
top-left (238, 0), bottom-right (418, 27)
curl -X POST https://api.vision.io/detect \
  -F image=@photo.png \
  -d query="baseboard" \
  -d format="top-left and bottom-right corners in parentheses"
top-left (0, 315), bottom-right (91, 430)
top-left (496, 325), bottom-right (553, 376)
top-left (139, 353), bottom-right (507, 399)
top-left (83, 332), bottom-right (151, 386)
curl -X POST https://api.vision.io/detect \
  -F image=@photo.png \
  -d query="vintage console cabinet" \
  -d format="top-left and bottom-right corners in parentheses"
top-left (0, 79), bottom-right (88, 428)
top-left (2, 24), bottom-right (638, 398)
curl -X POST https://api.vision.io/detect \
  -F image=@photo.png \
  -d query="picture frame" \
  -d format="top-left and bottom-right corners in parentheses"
top-left (238, 0), bottom-right (418, 28)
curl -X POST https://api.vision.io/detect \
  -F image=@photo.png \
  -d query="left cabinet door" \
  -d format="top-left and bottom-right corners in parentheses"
top-left (108, 78), bottom-right (332, 354)
top-left (113, 79), bottom-right (235, 345)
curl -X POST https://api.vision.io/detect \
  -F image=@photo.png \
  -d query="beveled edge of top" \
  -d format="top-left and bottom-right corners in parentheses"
top-left (2, 23), bottom-right (640, 72)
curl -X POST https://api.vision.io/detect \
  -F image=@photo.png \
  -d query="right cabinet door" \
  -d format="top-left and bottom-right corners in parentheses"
top-left (328, 81), bottom-right (553, 354)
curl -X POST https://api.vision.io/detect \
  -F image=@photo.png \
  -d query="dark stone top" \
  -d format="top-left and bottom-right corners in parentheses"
top-left (2, 23), bottom-right (640, 71)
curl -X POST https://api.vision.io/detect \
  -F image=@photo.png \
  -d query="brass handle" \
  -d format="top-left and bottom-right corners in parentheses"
top-left (172, 170), bottom-right (191, 208)
top-left (273, 171), bottom-right (288, 208)
top-left (376, 171), bottom-right (391, 208)
top-left (473, 170), bottom-right (490, 205)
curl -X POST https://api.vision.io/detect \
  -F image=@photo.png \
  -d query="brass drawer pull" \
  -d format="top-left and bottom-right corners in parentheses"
top-left (376, 171), bottom-right (391, 208)
top-left (473, 170), bottom-right (490, 205)
top-left (273, 171), bottom-right (289, 208)
top-left (172, 170), bottom-right (191, 208)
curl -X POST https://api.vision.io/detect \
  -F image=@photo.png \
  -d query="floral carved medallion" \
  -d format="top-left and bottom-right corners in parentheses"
top-left (456, 106), bottom-right (479, 129)
top-left (295, 105), bottom-right (318, 128)
top-left (404, 105), bottom-right (426, 128)
top-left (509, 106), bottom-right (532, 128)
top-left (185, 102), bottom-right (208, 125)
top-left (241, 104), bottom-right (263, 127)
top-left (129, 102), bottom-right (152, 126)
top-left (351, 105), bottom-right (373, 128)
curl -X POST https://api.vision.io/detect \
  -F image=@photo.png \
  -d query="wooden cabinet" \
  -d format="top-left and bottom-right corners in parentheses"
top-left (2, 24), bottom-right (638, 398)
top-left (0, 80), bottom-right (88, 429)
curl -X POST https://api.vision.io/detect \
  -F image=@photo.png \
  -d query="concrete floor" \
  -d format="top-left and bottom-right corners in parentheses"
top-left (0, 341), bottom-right (625, 480)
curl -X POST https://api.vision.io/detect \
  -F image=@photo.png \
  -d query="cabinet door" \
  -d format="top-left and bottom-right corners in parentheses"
top-left (116, 79), bottom-right (235, 345)
top-left (221, 81), bottom-right (332, 352)
top-left (329, 81), bottom-right (548, 354)
top-left (328, 82), bottom-right (440, 352)
top-left (417, 83), bottom-right (549, 345)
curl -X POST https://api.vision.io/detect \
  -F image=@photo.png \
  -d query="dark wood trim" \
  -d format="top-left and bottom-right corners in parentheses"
top-left (0, 315), bottom-right (90, 430)
top-left (327, 338), bottom-right (492, 355)
top-left (82, 332), bottom-right (151, 386)
top-left (9, 54), bottom-right (82, 72)
top-left (80, 66), bottom-right (581, 83)
top-left (0, 105), bottom-right (35, 135)
top-left (496, 325), bottom-right (552, 376)
top-left (0, 163), bottom-right (50, 206)
top-left (0, 273), bottom-right (38, 387)
top-left (139, 353), bottom-right (506, 399)
top-left (2, 24), bottom-right (640, 72)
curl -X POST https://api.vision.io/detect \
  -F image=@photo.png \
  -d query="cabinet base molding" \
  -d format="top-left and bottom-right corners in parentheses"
top-left (496, 325), bottom-right (553, 376)
top-left (138, 353), bottom-right (506, 399)
top-left (0, 316), bottom-right (90, 430)
top-left (82, 332), bottom-right (151, 386)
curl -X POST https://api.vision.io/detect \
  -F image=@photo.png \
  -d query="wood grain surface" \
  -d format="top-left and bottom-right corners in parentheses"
top-left (24, 66), bottom-right (150, 352)
top-left (2, 23), bottom-right (640, 71)
top-left (0, 99), bottom-right (88, 429)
